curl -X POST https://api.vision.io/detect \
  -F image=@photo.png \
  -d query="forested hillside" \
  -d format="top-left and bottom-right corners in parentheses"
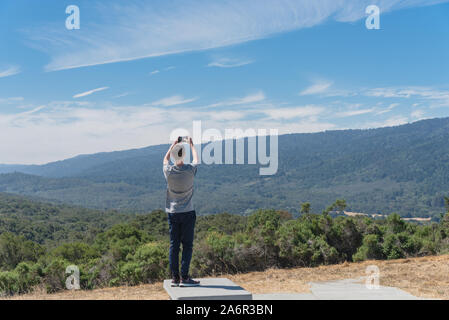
top-left (1, 117), bottom-right (449, 217)
top-left (1, 192), bottom-right (449, 296)
top-left (0, 193), bottom-right (130, 247)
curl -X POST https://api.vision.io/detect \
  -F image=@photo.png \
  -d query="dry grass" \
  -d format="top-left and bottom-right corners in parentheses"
top-left (6, 283), bottom-right (169, 300)
top-left (5, 254), bottom-right (449, 300)
top-left (229, 254), bottom-right (449, 299)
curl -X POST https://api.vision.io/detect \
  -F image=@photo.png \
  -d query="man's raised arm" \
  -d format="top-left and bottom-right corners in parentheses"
top-left (163, 140), bottom-right (177, 165)
top-left (190, 138), bottom-right (198, 165)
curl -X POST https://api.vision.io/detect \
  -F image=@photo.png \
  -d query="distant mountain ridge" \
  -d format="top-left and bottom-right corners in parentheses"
top-left (1, 117), bottom-right (449, 217)
top-left (0, 144), bottom-right (168, 177)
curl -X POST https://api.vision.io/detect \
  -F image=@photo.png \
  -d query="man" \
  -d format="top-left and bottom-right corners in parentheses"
top-left (163, 137), bottom-right (200, 287)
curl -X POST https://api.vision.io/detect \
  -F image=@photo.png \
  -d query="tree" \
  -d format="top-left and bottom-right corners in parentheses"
top-left (0, 233), bottom-right (45, 271)
top-left (323, 199), bottom-right (347, 215)
top-left (334, 199), bottom-right (347, 213)
top-left (51, 242), bottom-right (100, 265)
top-left (386, 213), bottom-right (406, 234)
top-left (300, 202), bottom-right (311, 214)
top-left (353, 234), bottom-right (384, 262)
top-left (246, 210), bottom-right (282, 267)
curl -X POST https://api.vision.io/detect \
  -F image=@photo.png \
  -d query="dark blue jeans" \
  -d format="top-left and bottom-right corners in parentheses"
top-left (167, 210), bottom-right (196, 278)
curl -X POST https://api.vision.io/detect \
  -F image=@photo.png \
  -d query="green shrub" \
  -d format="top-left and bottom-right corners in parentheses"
top-left (118, 242), bottom-right (168, 285)
top-left (327, 217), bottom-right (363, 261)
top-left (51, 242), bottom-right (100, 265)
top-left (42, 258), bottom-right (70, 293)
top-left (386, 213), bottom-right (407, 234)
top-left (277, 217), bottom-right (339, 267)
top-left (353, 234), bottom-right (384, 262)
top-left (308, 235), bottom-right (339, 266)
top-left (246, 209), bottom-right (286, 267)
top-left (0, 271), bottom-right (19, 296)
top-left (3, 200), bottom-right (449, 297)
top-left (0, 233), bottom-right (45, 271)
top-left (94, 224), bottom-right (151, 262)
top-left (192, 231), bottom-right (237, 275)
top-left (382, 232), bottom-right (421, 259)
top-left (0, 262), bottom-right (42, 296)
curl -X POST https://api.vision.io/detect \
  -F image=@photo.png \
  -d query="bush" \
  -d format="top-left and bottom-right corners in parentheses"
top-left (353, 234), bottom-right (384, 262)
top-left (246, 209), bottom-right (288, 267)
top-left (0, 233), bottom-right (45, 271)
top-left (42, 258), bottom-right (70, 293)
top-left (94, 224), bottom-right (151, 262)
top-left (129, 210), bottom-right (169, 240)
top-left (382, 232), bottom-right (422, 259)
top-left (231, 234), bottom-right (266, 272)
top-left (0, 271), bottom-right (19, 296)
top-left (3, 201), bottom-right (449, 296)
top-left (117, 242), bottom-right (169, 285)
top-left (277, 216), bottom-right (339, 267)
top-left (327, 217), bottom-right (363, 261)
top-left (0, 262), bottom-right (42, 296)
top-left (308, 235), bottom-right (339, 266)
top-left (51, 242), bottom-right (100, 265)
top-left (86, 255), bottom-right (116, 288)
top-left (386, 213), bottom-right (407, 234)
top-left (192, 231), bottom-right (237, 275)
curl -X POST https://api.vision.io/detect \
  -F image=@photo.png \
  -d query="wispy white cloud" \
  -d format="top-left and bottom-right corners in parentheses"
top-left (0, 66), bottom-right (21, 78)
top-left (411, 109), bottom-right (425, 119)
top-left (4, 78), bottom-right (449, 163)
top-left (365, 86), bottom-right (449, 107)
top-left (366, 86), bottom-right (449, 100)
top-left (19, 105), bottom-right (47, 115)
top-left (113, 92), bottom-right (131, 99)
top-left (376, 103), bottom-right (399, 115)
top-left (208, 111), bottom-right (244, 121)
top-left (263, 105), bottom-right (325, 120)
top-left (7, 84), bottom-right (439, 164)
top-left (208, 91), bottom-right (266, 108)
top-left (9, 97), bottom-right (24, 101)
top-left (73, 87), bottom-right (109, 99)
top-left (337, 108), bottom-right (375, 117)
top-left (299, 80), bottom-right (333, 96)
top-left (25, 0), bottom-right (449, 71)
top-left (0, 99), bottom-right (332, 163)
top-left (0, 97), bottom-right (24, 104)
top-left (150, 66), bottom-right (176, 76)
top-left (208, 57), bottom-right (254, 68)
top-left (151, 95), bottom-right (197, 107)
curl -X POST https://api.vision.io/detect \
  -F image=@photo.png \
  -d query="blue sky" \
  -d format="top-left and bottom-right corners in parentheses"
top-left (1, 0), bottom-right (449, 164)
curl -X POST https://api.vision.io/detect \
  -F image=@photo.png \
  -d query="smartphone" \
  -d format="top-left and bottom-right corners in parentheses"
top-left (177, 136), bottom-right (189, 143)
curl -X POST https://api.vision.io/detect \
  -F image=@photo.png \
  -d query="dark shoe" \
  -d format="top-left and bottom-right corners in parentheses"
top-left (171, 277), bottom-right (180, 287)
top-left (180, 277), bottom-right (200, 287)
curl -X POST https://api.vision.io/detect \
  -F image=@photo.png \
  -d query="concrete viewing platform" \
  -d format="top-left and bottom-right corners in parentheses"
top-left (164, 277), bottom-right (429, 300)
top-left (306, 278), bottom-right (421, 300)
top-left (163, 278), bottom-right (252, 300)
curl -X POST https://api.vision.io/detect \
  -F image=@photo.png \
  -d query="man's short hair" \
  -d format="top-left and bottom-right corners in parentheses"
top-left (171, 144), bottom-right (186, 162)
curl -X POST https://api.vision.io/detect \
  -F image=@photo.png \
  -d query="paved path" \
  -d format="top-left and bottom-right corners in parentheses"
top-left (254, 278), bottom-right (423, 300)
top-left (164, 277), bottom-right (427, 300)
